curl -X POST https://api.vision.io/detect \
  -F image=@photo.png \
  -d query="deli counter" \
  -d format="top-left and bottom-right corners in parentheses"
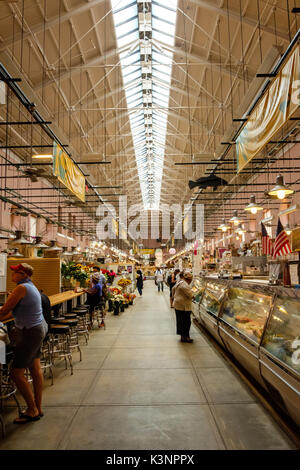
top-left (191, 276), bottom-right (300, 428)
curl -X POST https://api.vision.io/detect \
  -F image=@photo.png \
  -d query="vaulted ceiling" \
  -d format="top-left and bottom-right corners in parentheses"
top-left (0, 0), bottom-right (298, 245)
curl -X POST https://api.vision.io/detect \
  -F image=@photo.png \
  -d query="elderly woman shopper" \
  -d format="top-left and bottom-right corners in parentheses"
top-left (0, 263), bottom-right (48, 423)
top-left (172, 271), bottom-right (194, 343)
top-left (168, 268), bottom-right (180, 308)
top-left (84, 272), bottom-right (103, 319)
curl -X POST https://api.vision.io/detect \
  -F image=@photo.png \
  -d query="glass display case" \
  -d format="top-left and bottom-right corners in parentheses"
top-left (262, 296), bottom-right (300, 375)
top-left (191, 277), bottom-right (206, 304)
top-left (221, 287), bottom-right (272, 343)
top-left (200, 280), bottom-right (227, 317)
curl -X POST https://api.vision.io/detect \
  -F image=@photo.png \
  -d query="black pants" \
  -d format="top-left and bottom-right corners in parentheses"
top-left (175, 309), bottom-right (191, 337)
top-left (137, 285), bottom-right (143, 296)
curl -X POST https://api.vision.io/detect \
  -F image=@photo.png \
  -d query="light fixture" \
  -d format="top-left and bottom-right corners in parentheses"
top-left (44, 240), bottom-right (62, 252)
top-left (12, 230), bottom-right (32, 245)
top-left (218, 218), bottom-right (230, 232)
top-left (268, 175), bottom-right (294, 200)
top-left (61, 246), bottom-right (73, 256)
top-left (235, 224), bottom-right (246, 235)
top-left (9, 248), bottom-right (24, 258)
top-left (285, 225), bottom-right (292, 236)
top-left (244, 195), bottom-right (263, 214)
top-left (32, 154), bottom-right (53, 160)
top-left (34, 236), bottom-right (49, 249)
top-left (229, 210), bottom-right (242, 226)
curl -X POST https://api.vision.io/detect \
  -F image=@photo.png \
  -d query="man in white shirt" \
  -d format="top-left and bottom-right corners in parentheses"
top-left (155, 268), bottom-right (164, 292)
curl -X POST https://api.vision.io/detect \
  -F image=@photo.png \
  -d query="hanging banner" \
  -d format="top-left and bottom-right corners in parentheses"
top-left (236, 44), bottom-right (300, 173)
top-left (53, 142), bottom-right (85, 202)
top-left (112, 218), bottom-right (118, 237)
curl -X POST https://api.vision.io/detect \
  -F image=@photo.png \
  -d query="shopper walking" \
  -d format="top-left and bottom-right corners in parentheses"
top-left (155, 268), bottom-right (164, 292)
top-left (0, 263), bottom-right (48, 423)
top-left (173, 272), bottom-right (194, 343)
top-left (136, 269), bottom-right (144, 296)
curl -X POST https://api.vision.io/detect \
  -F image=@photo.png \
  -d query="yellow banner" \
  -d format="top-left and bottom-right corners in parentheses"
top-left (53, 142), bottom-right (85, 202)
top-left (236, 45), bottom-right (300, 172)
top-left (141, 249), bottom-right (155, 255)
top-left (112, 218), bottom-right (118, 236)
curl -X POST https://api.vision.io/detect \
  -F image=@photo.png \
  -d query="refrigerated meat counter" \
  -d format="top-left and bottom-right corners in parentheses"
top-left (191, 276), bottom-right (300, 428)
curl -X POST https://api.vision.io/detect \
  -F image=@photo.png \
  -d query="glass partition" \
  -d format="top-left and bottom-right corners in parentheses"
top-left (262, 296), bottom-right (300, 374)
top-left (200, 281), bottom-right (227, 317)
top-left (220, 287), bottom-right (272, 343)
top-left (191, 277), bottom-right (206, 304)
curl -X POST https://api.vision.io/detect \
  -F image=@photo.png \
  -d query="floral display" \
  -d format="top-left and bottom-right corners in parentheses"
top-left (101, 269), bottom-right (116, 284)
top-left (61, 262), bottom-right (92, 287)
top-left (117, 278), bottom-right (132, 288)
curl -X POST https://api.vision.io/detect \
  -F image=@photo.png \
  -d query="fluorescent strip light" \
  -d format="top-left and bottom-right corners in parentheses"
top-left (32, 154), bottom-right (53, 159)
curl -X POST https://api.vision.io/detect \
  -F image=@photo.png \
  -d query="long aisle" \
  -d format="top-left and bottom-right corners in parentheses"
top-left (0, 282), bottom-right (295, 450)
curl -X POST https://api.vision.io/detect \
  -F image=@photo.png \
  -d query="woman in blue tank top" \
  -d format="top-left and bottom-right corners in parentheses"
top-left (0, 263), bottom-right (48, 424)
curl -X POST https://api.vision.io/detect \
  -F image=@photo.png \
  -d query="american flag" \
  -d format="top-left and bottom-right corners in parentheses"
top-left (273, 218), bottom-right (292, 258)
top-left (261, 222), bottom-right (273, 255)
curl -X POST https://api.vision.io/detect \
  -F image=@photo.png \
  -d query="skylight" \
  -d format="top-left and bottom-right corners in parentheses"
top-left (111, 0), bottom-right (177, 210)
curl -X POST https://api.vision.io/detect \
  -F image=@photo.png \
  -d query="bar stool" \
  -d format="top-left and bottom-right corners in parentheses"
top-left (40, 337), bottom-right (54, 386)
top-left (71, 309), bottom-right (90, 344)
top-left (0, 349), bottom-right (22, 437)
top-left (48, 324), bottom-right (73, 375)
top-left (62, 313), bottom-right (78, 320)
top-left (52, 318), bottom-right (82, 362)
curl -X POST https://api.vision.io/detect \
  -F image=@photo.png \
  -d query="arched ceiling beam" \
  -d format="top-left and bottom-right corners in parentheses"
top-left (0, 0), bottom-right (109, 50)
top-left (185, 0), bottom-right (290, 41)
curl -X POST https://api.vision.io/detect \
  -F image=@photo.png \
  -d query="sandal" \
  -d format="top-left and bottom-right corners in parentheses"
top-left (13, 414), bottom-right (40, 424)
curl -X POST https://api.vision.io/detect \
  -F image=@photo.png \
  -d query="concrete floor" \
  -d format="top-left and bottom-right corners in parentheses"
top-left (0, 282), bottom-right (296, 450)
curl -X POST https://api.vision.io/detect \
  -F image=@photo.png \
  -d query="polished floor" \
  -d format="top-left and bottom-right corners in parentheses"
top-left (0, 282), bottom-right (296, 450)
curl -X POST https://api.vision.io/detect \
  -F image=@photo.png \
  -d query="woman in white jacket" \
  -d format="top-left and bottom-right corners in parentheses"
top-left (172, 272), bottom-right (194, 343)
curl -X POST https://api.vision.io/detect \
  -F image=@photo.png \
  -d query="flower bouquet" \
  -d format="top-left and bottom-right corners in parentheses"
top-left (61, 262), bottom-right (92, 288)
top-left (117, 278), bottom-right (132, 293)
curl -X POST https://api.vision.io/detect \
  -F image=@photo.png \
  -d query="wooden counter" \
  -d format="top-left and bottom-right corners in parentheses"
top-left (48, 290), bottom-right (85, 306)
top-left (2, 290), bottom-right (86, 324)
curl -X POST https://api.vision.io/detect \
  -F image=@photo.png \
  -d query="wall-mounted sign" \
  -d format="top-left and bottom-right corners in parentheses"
top-left (53, 142), bottom-right (85, 202)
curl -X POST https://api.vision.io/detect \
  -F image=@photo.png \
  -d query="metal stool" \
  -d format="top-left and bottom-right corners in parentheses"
top-left (52, 318), bottom-right (82, 362)
top-left (0, 350), bottom-right (22, 437)
top-left (40, 337), bottom-right (54, 385)
top-left (48, 324), bottom-right (73, 375)
top-left (72, 309), bottom-right (90, 344)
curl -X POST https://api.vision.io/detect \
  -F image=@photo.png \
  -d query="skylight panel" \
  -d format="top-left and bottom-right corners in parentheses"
top-left (115, 18), bottom-right (138, 37)
top-left (117, 31), bottom-right (139, 48)
top-left (112, 0), bottom-right (177, 210)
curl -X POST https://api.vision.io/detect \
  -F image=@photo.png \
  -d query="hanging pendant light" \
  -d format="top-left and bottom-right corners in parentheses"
top-left (267, 175), bottom-right (294, 200)
top-left (44, 240), bottom-right (63, 252)
top-left (235, 224), bottom-right (246, 235)
top-left (244, 195), bottom-right (263, 214)
top-left (34, 236), bottom-right (49, 249)
top-left (229, 210), bottom-right (242, 226)
top-left (61, 246), bottom-right (73, 256)
top-left (218, 218), bottom-right (230, 232)
top-left (11, 230), bottom-right (32, 245)
top-left (9, 248), bottom-right (24, 258)
top-left (285, 225), bottom-right (292, 236)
